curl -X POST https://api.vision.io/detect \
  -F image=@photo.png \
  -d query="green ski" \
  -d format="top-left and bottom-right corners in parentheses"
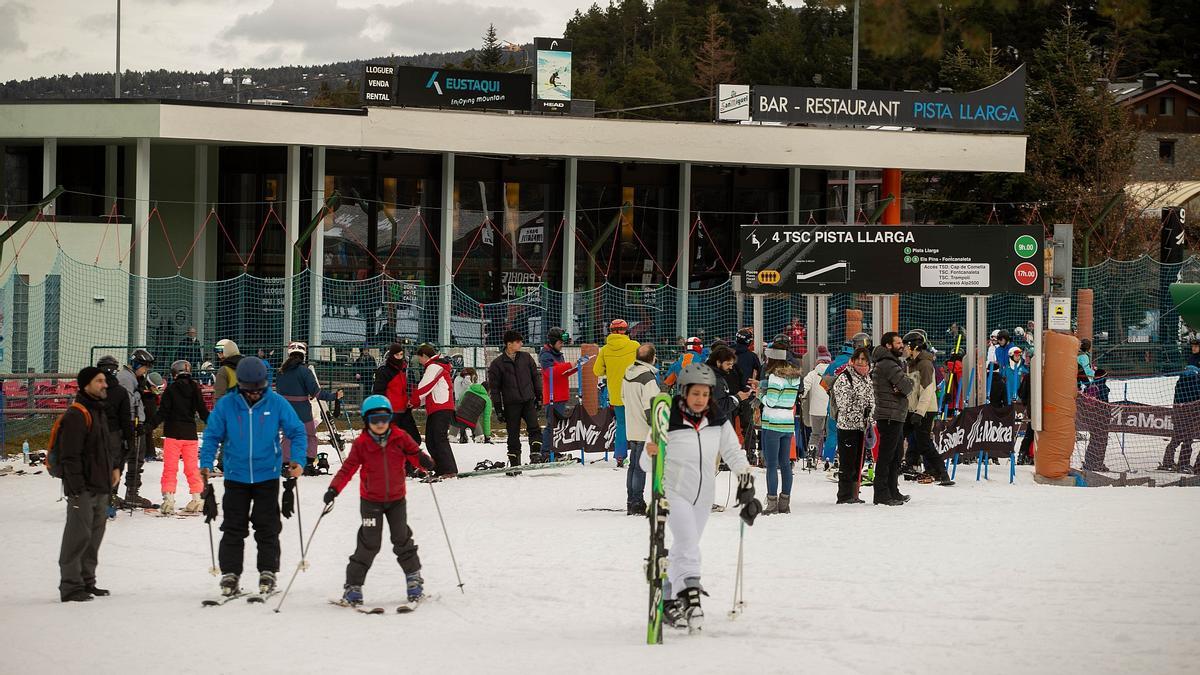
top-left (646, 392), bottom-right (672, 644)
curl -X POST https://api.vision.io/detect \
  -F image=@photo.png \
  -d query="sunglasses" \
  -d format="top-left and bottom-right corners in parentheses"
top-left (366, 414), bottom-right (392, 426)
top-left (241, 385), bottom-right (266, 396)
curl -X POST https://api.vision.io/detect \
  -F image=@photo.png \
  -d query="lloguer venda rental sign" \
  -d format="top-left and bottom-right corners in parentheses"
top-left (750, 66), bottom-right (1025, 132)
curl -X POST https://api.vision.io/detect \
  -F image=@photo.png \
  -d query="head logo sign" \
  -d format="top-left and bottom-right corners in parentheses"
top-left (757, 269), bottom-right (781, 285)
top-left (1014, 262), bottom-right (1039, 286)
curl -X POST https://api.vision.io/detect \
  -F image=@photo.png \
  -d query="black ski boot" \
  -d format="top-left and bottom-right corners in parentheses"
top-left (677, 586), bottom-right (705, 633)
top-left (663, 598), bottom-right (684, 628)
top-left (316, 453), bottom-right (331, 475)
top-left (258, 571), bottom-right (277, 595)
top-left (122, 487), bottom-right (155, 510)
top-left (219, 573), bottom-right (240, 597)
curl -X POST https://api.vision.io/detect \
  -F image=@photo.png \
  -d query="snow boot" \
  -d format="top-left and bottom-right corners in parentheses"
top-left (341, 584), bottom-right (363, 607)
top-left (258, 571), bottom-right (277, 595)
top-left (183, 494), bottom-right (203, 513)
top-left (219, 573), bottom-right (240, 597)
top-left (316, 453), bottom-right (331, 475)
top-left (627, 501), bottom-right (647, 516)
top-left (507, 452), bottom-right (521, 468)
top-left (777, 493), bottom-right (791, 514)
top-left (122, 488), bottom-right (153, 510)
top-left (663, 598), bottom-right (684, 628)
top-left (160, 493), bottom-right (175, 516)
top-left (677, 586), bottom-right (705, 633)
top-left (405, 571), bottom-right (424, 603)
top-left (303, 458), bottom-right (320, 476)
top-left (762, 495), bottom-right (779, 515)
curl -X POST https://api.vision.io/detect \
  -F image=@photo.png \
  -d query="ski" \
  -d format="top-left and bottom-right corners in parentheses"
top-left (201, 592), bottom-right (246, 607)
top-left (329, 599), bottom-right (385, 614)
top-left (646, 392), bottom-right (672, 645)
top-left (396, 602), bottom-right (419, 614)
top-left (458, 459), bottom-right (578, 478)
top-left (246, 590), bottom-right (281, 604)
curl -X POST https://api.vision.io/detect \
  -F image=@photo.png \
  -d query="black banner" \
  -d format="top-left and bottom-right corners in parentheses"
top-left (393, 65), bottom-right (532, 111)
top-left (553, 405), bottom-right (616, 454)
top-left (751, 66), bottom-right (1024, 132)
top-left (740, 224), bottom-right (1043, 295)
top-left (361, 63), bottom-right (397, 105)
top-left (934, 405), bottom-right (1022, 459)
top-left (1077, 396), bottom-right (1200, 438)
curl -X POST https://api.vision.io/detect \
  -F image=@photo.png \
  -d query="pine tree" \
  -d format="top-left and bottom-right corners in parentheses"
top-left (479, 24), bottom-right (504, 71)
top-left (692, 7), bottom-right (736, 119)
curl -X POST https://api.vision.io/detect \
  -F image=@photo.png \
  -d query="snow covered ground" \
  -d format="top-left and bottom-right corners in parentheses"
top-left (2, 440), bottom-right (1199, 675)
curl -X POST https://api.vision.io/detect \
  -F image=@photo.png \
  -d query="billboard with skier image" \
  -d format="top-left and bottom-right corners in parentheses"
top-left (535, 37), bottom-right (572, 112)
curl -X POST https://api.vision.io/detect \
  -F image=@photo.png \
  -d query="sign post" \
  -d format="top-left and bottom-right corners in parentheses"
top-left (1048, 297), bottom-right (1071, 331)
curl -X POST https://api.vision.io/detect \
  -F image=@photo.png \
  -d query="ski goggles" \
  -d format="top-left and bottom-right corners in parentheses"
top-left (365, 413), bottom-right (392, 426)
top-left (239, 381), bottom-right (267, 397)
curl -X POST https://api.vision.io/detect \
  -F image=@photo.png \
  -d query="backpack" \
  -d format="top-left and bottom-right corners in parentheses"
top-left (47, 402), bottom-right (92, 479)
top-left (223, 364), bottom-right (238, 390)
top-left (827, 370), bottom-right (850, 421)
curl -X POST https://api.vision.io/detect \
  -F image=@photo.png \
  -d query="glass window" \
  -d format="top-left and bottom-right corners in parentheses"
top-left (2, 146), bottom-right (40, 215)
top-left (216, 146), bottom-right (287, 279)
top-left (1159, 96), bottom-right (1175, 116)
top-left (1159, 139), bottom-right (1176, 164)
top-left (56, 145), bottom-right (106, 219)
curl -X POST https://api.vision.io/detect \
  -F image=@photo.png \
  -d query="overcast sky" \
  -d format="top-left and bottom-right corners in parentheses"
top-left (2, 0), bottom-right (806, 81)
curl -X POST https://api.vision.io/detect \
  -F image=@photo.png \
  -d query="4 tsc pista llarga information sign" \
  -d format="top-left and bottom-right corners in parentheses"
top-left (740, 224), bottom-right (1043, 295)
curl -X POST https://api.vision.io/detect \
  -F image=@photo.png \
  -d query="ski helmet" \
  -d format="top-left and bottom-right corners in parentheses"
top-left (996, 329), bottom-right (1011, 342)
top-left (287, 341), bottom-right (307, 357)
top-left (609, 318), bottom-right (629, 334)
top-left (146, 371), bottom-right (165, 395)
top-left (1189, 335), bottom-right (1200, 346)
top-left (990, 329), bottom-right (1001, 339)
top-left (234, 357), bottom-right (269, 392)
top-left (97, 355), bottom-right (120, 372)
top-left (361, 394), bottom-right (393, 419)
top-left (902, 330), bottom-right (926, 350)
top-left (1014, 326), bottom-right (1026, 339)
top-left (710, 338), bottom-right (729, 350)
top-left (130, 348), bottom-right (155, 369)
top-left (734, 328), bottom-right (753, 346)
top-left (170, 359), bottom-right (191, 376)
top-left (851, 332), bottom-right (872, 349)
top-left (215, 339), bottom-right (240, 358)
top-left (677, 363), bottom-right (717, 389)
top-left (547, 327), bottom-right (568, 345)
top-left (685, 336), bottom-right (703, 352)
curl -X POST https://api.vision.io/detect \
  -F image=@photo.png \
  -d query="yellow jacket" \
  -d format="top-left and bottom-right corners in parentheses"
top-left (594, 333), bottom-right (640, 406)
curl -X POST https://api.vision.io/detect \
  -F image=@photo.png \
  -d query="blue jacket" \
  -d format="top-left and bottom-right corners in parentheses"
top-left (200, 390), bottom-right (307, 484)
top-left (664, 348), bottom-right (709, 389)
top-left (274, 362), bottom-right (336, 423)
top-left (734, 344), bottom-right (760, 389)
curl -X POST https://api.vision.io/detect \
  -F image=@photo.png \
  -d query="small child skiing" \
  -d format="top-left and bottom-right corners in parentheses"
top-left (641, 364), bottom-right (761, 632)
top-left (450, 369), bottom-right (493, 444)
top-left (325, 395), bottom-right (430, 608)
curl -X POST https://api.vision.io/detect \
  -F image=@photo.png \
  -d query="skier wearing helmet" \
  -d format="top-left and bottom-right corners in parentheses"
top-left (595, 318), bottom-right (640, 466)
top-left (117, 349), bottom-right (156, 508)
top-left (212, 339), bottom-right (243, 400)
top-left (640, 363), bottom-right (761, 633)
top-left (148, 360), bottom-right (210, 515)
top-left (275, 341), bottom-right (343, 475)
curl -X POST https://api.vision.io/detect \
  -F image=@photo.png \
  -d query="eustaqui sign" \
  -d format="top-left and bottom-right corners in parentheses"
top-left (393, 65), bottom-right (532, 111)
top-left (751, 66), bottom-right (1024, 132)
top-left (740, 224), bottom-right (1043, 295)
top-left (361, 63), bottom-right (397, 105)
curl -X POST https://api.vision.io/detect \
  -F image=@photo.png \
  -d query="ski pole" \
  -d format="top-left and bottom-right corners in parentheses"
top-left (427, 480), bottom-right (465, 594)
top-left (274, 501), bottom-right (334, 613)
top-left (728, 520), bottom-right (745, 619)
top-left (206, 520), bottom-right (218, 576)
top-left (293, 479), bottom-right (307, 567)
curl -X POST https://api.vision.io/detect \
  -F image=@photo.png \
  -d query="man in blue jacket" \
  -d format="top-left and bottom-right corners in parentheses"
top-left (200, 356), bottom-right (307, 598)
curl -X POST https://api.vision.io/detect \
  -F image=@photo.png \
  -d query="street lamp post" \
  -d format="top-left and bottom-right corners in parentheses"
top-left (222, 72), bottom-right (254, 103)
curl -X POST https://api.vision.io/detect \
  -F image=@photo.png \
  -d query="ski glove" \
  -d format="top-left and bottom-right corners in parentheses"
top-left (597, 377), bottom-right (607, 396)
top-left (323, 487), bottom-right (337, 505)
top-left (735, 472), bottom-right (756, 505)
top-left (281, 477), bottom-right (296, 519)
top-left (201, 484), bottom-right (218, 523)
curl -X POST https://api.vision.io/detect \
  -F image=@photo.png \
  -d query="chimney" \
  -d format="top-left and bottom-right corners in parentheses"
top-left (1141, 72), bottom-right (1159, 92)
top-left (1174, 72), bottom-right (1195, 89)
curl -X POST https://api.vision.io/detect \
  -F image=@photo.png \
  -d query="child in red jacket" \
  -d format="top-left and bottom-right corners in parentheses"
top-left (325, 395), bottom-right (429, 608)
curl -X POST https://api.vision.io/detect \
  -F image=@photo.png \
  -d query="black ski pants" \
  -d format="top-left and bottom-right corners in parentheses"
top-left (58, 490), bottom-right (110, 599)
top-left (736, 399), bottom-right (757, 454)
top-left (425, 409), bottom-right (458, 475)
top-left (219, 479), bottom-right (281, 576)
top-left (874, 419), bottom-right (906, 503)
top-left (903, 413), bottom-right (945, 478)
top-left (392, 409), bottom-right (423, 447)
top-left (836, 429), bottom-right (865, 503)
top-left (346, 498), bottom-right (421, 586)
top-left (503, 398), bottom-right (542, 465)
top-left (123, 430), bottom-right (146, 492)
top-left (1019, 426), bottom-right (1036, 463)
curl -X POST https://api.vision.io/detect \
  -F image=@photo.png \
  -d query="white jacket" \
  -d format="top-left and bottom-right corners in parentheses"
top-left (453, 375), bottom-right (472, 402)
top-left (622, 360), bottom-right (662, 442)
top-left (639, 409), bottom-right (750, 507)
top-left (801, 363), bottom-right (829, 424)
top-left (415, 360), bottom-right (453, 407)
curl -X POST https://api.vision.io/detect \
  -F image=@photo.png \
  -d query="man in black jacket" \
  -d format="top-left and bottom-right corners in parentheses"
top-left (487, 331), bottom-right (543, 466)
top-left (58, 367), bottom-right (120, 602)
top-left (871, 333), bottom-right (913, 506)
top-left (96, 355), bottom-right (134, 510)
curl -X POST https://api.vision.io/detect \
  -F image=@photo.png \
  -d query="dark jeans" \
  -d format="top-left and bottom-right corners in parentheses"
top-left (392, 409), bottom-right (423, 447)
top-left (626, 441), bottom-right (647, 506)
top-left (503, 399), bottom-right (542, 465)
top-left (219, 479), bottom-right (281, 576)
top-left (346, 498), bottom-right (421, 586)
top-left (903, 413), bottom-right (944, 477)
top-left (874, 419), bottom-right (906, 502)
top-left (836, 429), bottom-right (865, 503)
top-left (736, 400), bottom-right (757, 453)
top-left (1019, 426), bottom-right (1036, 462)
top-left (123, 432), bottom-right (146, 492)
top-left (1163, 435), bottom-right (1194, 467)
top-left (543, 402), bottom-right (567, 455)
top-left (59, 490), bottom-right (109, 599)
top-left (425, 409), bottom-right (458, 475)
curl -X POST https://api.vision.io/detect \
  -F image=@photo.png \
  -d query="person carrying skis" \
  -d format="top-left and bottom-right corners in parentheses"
top-left (149, 360), bottom-right (210, 515)
top-left (642, 363), bottom-right (760, 632)
top-left (275, 341), bottom-right (342, 475)
top-left (200, 356), bottom-right (308, 599)
top-left (374, 342), bottom-right (422, 447)
top-left (413, 344), bottom-right (458, 477)
top-left (663, 336), bottom-right (707, 390)
top-left (832, 346), bottom-right (875, 504)
top-left (871, 333), bottom-right (913, 506)
top-left (594, 318), bottom-right (639, 466)
top-left (326, 395), bottom-right (429, 608)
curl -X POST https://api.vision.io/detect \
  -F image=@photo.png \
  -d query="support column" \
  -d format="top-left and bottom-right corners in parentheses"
top-left (805, 294), bottom-right (817, 369)
top-left (562, 157), bottom-right (577, 336)
top-left (42, 138), bottom-right (57, 215)
top-left (976, 296), bottom-right (989, 405)
top-left (309, 146), bottom-right (326, 348)
top-left (964, 297), bottom-right (976, 408)
top-left (439, 152), bottom-right (455, 346)
top-left (816, 294), bottom-right (830, 349)
top-left (1031, 295), bottom-right (1044, 432)
top-left (105, 145), bottom-right (119, 215)
top-left (869, 296), bottom-right (883, 345)
top-left (283, 145), bottom-right (300, 345)
top-left (676, 162), bottom-right (691, 336)
top-left (752, 294), bottom-right (764, 363)
top-left (132, 138), bottom-right (150, 346)
top-left (192, 145), bottom-right (207, 344)
top-left (881, 169), bottom-right (901, 225)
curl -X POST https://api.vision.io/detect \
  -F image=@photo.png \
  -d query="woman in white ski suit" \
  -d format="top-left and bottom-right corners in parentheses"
top-left (640, 365), bottom-right (752, 606)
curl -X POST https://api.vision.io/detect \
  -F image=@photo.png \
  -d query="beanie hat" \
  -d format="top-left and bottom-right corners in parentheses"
top-left (77, 366), bottom-right (105, 390)
top-left (816, 345), bottom-right (832, 363)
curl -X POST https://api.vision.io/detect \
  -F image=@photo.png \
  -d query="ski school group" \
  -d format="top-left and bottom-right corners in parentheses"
top-left (45, 320), bottom-right (1047, 632)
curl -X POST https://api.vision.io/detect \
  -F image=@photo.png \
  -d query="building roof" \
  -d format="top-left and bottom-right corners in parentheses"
top-left (0, 98), bottom-right (1027, 173)
top-left (1126, 181), bottom-right (1200, 210)
top-left (1109, 74), bottom-right (1200, 105)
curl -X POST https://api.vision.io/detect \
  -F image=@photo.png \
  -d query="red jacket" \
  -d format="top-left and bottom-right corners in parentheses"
top-left (542, 361), bottom-right (579, 404)
top-left (330, 428), bottom-right (422, 502)
top-left (412, 356), bottom-right (456, 414)
top-left (373, 361), bottom-right (410, 413)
